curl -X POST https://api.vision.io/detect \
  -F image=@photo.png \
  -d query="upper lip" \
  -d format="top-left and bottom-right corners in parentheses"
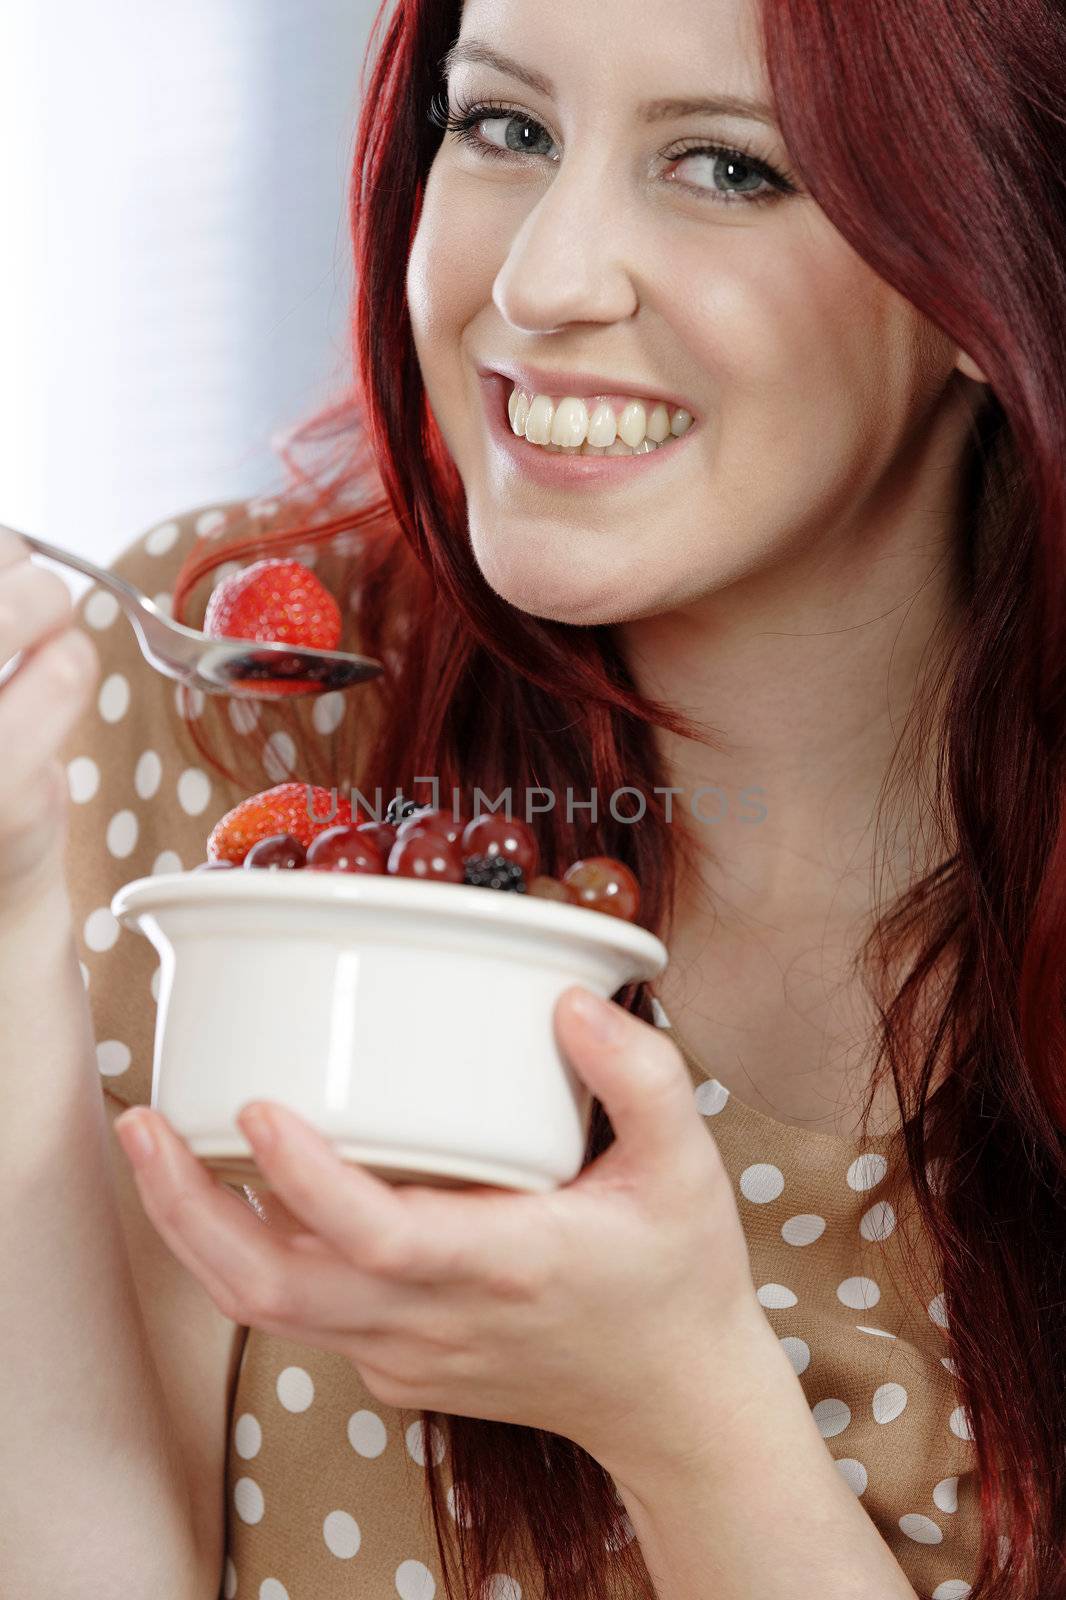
top-left (477, 360), bottom-right (698, 418)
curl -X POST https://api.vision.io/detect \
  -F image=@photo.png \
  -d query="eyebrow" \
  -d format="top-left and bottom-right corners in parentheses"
top-left (440, 40), bottom-right (779, 129)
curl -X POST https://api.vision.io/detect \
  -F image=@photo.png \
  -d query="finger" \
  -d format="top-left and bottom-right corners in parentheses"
top-left (553, 987), bottom-right (708, 1183)
top-left (115, 1110), bottom-right (387, 1342)
top-left (238, 1102), bottom-right (548, 1291)
top-left (0, 620), bottom-right (98, 762)
top-left (241, 1183), bottom-right (336, 1251)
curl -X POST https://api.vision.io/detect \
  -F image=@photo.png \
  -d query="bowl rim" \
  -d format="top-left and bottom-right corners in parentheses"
top-left (110, 869), bottom-right (667, 971)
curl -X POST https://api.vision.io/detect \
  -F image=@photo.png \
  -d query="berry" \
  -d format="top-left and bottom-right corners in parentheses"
top-left (384, 794), bottom-right (427, 826)
top-left (207, 782), bottom-right (354, 865)
top-left (204, 558), bottom-right (341, 649)
top-left (562, 857), bottom-right (640, 922)
top-left (395, 807), bottom-right (469, 848)
top-left (528, 874), bottom-right (578, 903)
top-left (460, 814), bottom-right (539, 878)
top-left (244, 832), bottom-right (307, 870)
top-left (387, 832), bottom-right (464, 882)
top-left (306, 825), bottom-right (385, 874)
top-left (356, 819), bottom-right (398, 854)
top-left (463, 853), bottom-right (527, 892)
top-left (202, 558), bottom-right (342, 696)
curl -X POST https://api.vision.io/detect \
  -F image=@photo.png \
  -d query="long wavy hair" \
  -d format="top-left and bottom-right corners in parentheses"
top-left (170, 2), bottom-right (1066, 1595)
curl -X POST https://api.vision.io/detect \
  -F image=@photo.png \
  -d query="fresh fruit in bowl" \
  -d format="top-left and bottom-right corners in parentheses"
top-left (196, 787), bottom-right (642, 926)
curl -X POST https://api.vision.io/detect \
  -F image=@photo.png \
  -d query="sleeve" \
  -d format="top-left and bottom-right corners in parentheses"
top-left (56, 501), bottom-right (256, 1111)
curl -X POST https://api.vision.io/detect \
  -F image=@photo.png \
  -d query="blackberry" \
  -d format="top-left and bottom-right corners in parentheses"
top-left (463, 853), bottom-right (527, 892)
top-left (385, 794), bottom-right (426, 826)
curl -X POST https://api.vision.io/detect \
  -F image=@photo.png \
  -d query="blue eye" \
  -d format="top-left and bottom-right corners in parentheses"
top-left (427, 90), bottom-right (798, 208)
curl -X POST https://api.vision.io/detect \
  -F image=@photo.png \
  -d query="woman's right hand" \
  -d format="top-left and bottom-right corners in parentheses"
top-left (0, 526), bottom-right (101, 916)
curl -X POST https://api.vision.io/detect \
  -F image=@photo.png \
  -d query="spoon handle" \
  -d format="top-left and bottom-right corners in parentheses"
top-left (2, 525), bottom-right (149, 614)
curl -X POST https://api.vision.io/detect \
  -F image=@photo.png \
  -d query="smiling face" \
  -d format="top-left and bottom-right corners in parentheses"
top-left (405, 0), bottom-right (981, 627)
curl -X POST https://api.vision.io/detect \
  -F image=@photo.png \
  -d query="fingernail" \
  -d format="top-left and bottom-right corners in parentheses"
top-left (570, 988), bottom-right (626, 1044)
top-left (115, 1112), bottom-right (157, 1166)
top-left (239, 1106), bottom-right (277, 1151)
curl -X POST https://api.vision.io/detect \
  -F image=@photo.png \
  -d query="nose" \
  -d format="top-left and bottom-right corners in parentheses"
top-left (491, 158), bottom-right (640, 335)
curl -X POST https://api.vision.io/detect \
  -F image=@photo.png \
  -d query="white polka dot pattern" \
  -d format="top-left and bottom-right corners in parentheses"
top-left (837, 1276), bottom-right (881, 1310)
top-left (780, 1336), bottom-right (811, 1375)
top-left (933, 1476), bottom-right (959, 1513)
top-left (84, 588), bottom-right (120, 629)
top-left (106, 809), bottom-right (139, 858)
top-left (859, 1200), bottom-right (896, 1241)
top-left (872, 1382), bottom-right (908, 1423)
top-left (234, 1413), bottom-right (262, 1458)
top-left (134, 749), bottom-right (162, 799)
top-left (234, 1477), bottom-right (264, 1524)
top-left (52, 502), bottom-right (982, 1600)
top-left (812, 1398), bottom-right (851, 1437)
top-left (177, 767), bottom-right (212, 815)
top-left (900, 1513), bottom-right (944, 1545)
top-left (312, 690), bottom-right (346, 736)
top-left (277, 1366), bottom-right (315, 1412)
top-left (836, 1458), bottom-right (868, 1496)
top-left (67, 755), bottom-right (100, 803)
top-left (98, 672), bottom-right (130, 723)
top-left (175, 683), bottom-right (205, 721)
top-left (395, 1560), bottom-right (436, 1599)
top-left (694, 1077), bottom-right (730, 1116)
top-left (405, 1419), bottom-right (446, 1467)
top-left (229, 697), bottom-right (260, 734)
top-left (96, 1040), bottom-right (131, 1077)
top-left (145, 520), bottom-right (179, 555)
top-left (781, 1213), bottom-right (826, 1246)
top-left (847, 1152), bottom-right (888, 1190)
top-left (263, 730), bottom-right (297, 782)
top-left (757, 1283), bottom-right (798, 1309)
top-left (739, 1162), bottom-right (785, 1203)
top-left (347, 1410), bottom-right (387, 1457)
top-left (322, 1510), bottom-right (361, 1558)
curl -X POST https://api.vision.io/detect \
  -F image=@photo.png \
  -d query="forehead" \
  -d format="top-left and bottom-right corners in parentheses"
top-left (452, 0), bottom-right (769, 109)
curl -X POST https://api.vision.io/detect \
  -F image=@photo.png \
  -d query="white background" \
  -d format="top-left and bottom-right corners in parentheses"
top-left (0, 0), bottom-right (378, 597)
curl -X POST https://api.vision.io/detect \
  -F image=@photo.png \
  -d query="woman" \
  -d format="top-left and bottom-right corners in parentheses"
top-left (5, 0), bottom-right (1063, 1596)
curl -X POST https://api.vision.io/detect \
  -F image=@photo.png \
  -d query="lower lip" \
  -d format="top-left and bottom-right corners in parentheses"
top-left (480, 374), bottom-right (697, 488)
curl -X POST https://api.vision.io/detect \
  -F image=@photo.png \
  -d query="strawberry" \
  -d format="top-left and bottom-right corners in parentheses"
top-left (203, 558), bottom-right (342, 651)
top-left (207, 782), bottom-right (355, 865)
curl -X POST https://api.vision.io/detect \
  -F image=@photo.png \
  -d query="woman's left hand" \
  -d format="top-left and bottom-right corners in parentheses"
top-left (115, 985), bottom-right (766, 1488)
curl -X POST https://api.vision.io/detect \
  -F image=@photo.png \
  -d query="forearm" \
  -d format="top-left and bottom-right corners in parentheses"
top-left (0, 879), bottom-right (204, 1596)
top-left (611, 1312), bottom-right (918, 1600)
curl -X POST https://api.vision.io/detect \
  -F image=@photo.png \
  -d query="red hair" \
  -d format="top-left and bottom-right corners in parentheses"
top-left (171, 2), bottom-right (1066, 1595)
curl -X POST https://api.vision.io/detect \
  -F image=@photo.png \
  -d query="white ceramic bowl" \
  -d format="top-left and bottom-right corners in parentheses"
top-left (110, 870), bottom-right (668, 1193)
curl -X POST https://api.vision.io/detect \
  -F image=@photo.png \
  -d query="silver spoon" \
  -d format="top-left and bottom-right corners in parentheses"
top-left (2, 525), bottom-right (385, 700)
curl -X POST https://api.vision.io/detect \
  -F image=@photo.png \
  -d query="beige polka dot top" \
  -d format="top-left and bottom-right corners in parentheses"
top-left (57, 504), bottom-right (981, 1600)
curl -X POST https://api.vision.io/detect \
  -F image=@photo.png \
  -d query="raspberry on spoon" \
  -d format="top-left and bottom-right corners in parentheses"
top-left (202, 557), bottom-right (342, 697)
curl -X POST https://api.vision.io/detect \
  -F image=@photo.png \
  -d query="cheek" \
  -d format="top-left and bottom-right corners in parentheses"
top-left (668, 228), bottom-right (922, 517)
top-left (405, 167), bottom-right (497, 451)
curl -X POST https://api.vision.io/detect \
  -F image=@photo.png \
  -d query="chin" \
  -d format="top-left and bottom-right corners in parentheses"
top-left (471, 540), bottom-right (634, 626)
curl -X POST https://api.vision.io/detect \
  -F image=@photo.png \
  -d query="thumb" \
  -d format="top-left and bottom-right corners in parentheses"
top-left (554, 986), bottom-right (702, 1178)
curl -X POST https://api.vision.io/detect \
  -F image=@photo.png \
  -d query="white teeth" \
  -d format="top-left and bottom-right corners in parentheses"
top-left (587, 402), bottom-right (617, 448)
top-left (507, 385), bottom-right (694, 453)
top-left (523, 393), bottom-right (554, 445)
